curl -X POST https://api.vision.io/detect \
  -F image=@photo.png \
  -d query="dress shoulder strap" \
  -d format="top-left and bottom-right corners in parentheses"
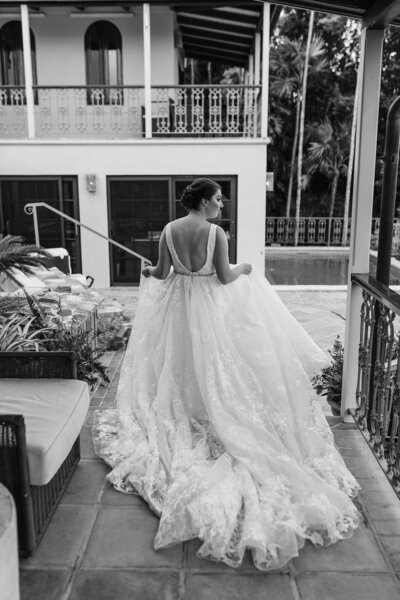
top-left (207, 224), bottom-right (218, 265)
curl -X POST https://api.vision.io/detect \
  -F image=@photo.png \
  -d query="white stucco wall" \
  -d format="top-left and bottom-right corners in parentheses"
top-left (0, 5), bottom-right (177, 86)
top-left (0, 140), bottom-right (267, 287)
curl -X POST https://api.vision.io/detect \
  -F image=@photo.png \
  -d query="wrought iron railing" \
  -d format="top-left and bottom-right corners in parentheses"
top-left (0, 84), bottom-right (261, 139)
top-left (0, 86), bottom-right (28, 137)
top-left (353, 273), bottom-right (400, 493)
top-left (265, 217), bottom-right (400, 248)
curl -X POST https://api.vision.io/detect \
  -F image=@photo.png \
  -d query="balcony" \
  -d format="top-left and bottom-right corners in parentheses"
top-left (0, 84), bottom-right (261, 140)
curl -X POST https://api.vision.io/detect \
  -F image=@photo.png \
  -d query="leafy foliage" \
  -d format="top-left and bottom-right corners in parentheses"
top-left (0, 313), bottom-right (50, 351)
top-left (0, 235), bottom-right (51, 277)
top-left (312, 336), bottom-right (344, 416)
top-left (40, 325), bottom-right (110, 388)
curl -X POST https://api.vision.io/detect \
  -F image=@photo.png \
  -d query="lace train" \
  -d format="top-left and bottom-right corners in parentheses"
top-left (93, 266), bottom-right (360, 570)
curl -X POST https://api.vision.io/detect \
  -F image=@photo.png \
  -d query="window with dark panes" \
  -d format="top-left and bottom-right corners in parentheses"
top-left (85, 20), bottom-right (123, 105)
top-left (0, 21), bottom-right (37, 104)
top-left (0, 177), bottom-right (81, 273)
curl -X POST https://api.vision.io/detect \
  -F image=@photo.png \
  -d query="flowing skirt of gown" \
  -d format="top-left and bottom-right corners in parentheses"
top-left (93, 266), bottom-right (360, 571)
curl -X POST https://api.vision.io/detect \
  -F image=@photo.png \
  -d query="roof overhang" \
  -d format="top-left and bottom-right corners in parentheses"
top-left (2, 1), bottom-right (400, 64)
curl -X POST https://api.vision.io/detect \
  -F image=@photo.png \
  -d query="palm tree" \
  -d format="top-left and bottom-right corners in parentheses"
top-left (269, 29), bottom-right (327, 220)
top-left (306, 118), bottom-right (350, 242)
top-left (0, 235), bottom-right (50, 278)
top-left (294, 10), bottom-right (315, 245)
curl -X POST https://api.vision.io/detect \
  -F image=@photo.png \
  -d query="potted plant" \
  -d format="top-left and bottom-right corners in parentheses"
top-left (312, 335), bottom-right (344, 416)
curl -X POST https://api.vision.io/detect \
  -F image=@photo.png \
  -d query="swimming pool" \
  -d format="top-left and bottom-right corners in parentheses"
top-left (264, 249), bottom-right (400, 286)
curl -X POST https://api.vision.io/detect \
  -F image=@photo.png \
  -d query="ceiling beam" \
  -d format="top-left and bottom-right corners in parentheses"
top-left (179, 22), bottom-right (253, 39)
top-left (185, 49), bottom-right (246, 65)
top-left (185, 40), bottom-right (247, 56)
top-left (363, 0), bottom-right (400, 29)
top-left (177, 15), bottom-right (255, 37)
top-left (182, 32), bottom-right (250, 49)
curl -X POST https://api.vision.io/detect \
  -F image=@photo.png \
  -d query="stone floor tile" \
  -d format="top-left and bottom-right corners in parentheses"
top-left (19, 568), bottom-right (72, 600)
top-left (184, 573), bottom-right (294, 600)
top-left (59, 460), bottom-right (107, 505)
top-left (83, 506), bottom-right (183, 568)
top-left (83, 407), bottom-right (99, 428)
top-left (355, 477), bottom-right (396, 493)
top-left (21, 507), bottom-right (93, 567)
top-left (185, 540), bottom-right (290, 574)
top-left (381, 536), bottom-right (400, 554)
top-left (374, 519), bottom-right (400, 535)
top-left (388, 553), bottom-right (400, 570)
top-left (297, 573), bottom-right (400, 600)
top-left (69, 570), bottom-right (180, 600)
top-left (292, 523), bottom-right (390, 573)
top-left (100, 481), bottom-right (149, 508)
top-left (80, 427), bottom-right (99, 461)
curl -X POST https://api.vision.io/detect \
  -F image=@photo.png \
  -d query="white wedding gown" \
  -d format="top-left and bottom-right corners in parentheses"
top-left (93, 222), bottom-right (360, 570)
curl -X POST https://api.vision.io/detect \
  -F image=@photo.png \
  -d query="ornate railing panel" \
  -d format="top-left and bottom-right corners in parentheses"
top-left (34, 86), bottom-right (143, 138)
top-left (0, 86), bottom-right (28, 138)
top-left (265, 217), bottom-right (400, 248)
top-left (151, 85), bottom-right (260, 137)
top-left (0, 85), bottom-right (261, 139)
top-left (353, 273), bottom-right (400, 492)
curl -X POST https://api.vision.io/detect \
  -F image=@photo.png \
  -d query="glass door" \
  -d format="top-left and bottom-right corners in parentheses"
top-left (108, 177), bottom-right (170, 284)
top-left (0, 176), bottom-right (81, 272)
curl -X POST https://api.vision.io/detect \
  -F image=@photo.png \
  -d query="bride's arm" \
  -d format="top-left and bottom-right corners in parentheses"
top-left (142, 228), bottom-right (172, 279)
top-left (214, 226), bottom-right (252, 285)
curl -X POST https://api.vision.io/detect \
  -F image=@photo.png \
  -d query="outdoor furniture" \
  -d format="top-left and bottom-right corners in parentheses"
top-left (0, 351), bottom-right (90, 557)
top-left (0, 483), bottom-right (19, 600)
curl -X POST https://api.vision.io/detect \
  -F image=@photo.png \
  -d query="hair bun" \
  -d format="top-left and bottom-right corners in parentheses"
top-left (181, 186), bottom-right (196, 209)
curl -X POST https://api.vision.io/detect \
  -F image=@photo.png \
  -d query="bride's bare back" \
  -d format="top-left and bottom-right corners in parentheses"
top-left (170, 216), bottom-right (212, 273)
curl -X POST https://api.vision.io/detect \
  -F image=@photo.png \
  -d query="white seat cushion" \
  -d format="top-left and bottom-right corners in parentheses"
top-left (0, 379), bottom-right (90, 486)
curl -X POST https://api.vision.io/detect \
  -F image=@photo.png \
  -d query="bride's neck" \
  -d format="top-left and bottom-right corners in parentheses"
top-left (189, 208), bottom-right (207, 220)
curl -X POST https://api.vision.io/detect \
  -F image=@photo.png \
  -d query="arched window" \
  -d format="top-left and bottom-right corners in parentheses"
top-left (85, 21), bottom-right (122, 104)
top-left (0, 21), bottom-right (37, 87)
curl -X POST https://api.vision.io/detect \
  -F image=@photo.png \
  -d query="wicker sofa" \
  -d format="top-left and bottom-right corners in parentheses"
top-left (0, 351), bottom-right (90, 557)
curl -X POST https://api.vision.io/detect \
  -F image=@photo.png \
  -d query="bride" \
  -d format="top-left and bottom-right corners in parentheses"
top-left (94, 177), bottom-right (360, 571)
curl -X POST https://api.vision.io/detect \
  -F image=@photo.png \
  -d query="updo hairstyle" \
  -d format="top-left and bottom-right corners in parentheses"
top-left (180, 178), bottom-right (221, 211)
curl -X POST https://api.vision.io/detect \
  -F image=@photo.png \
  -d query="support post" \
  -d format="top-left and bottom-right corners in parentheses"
top-left (260, 3), bottom-right (270, 139)
top-left (341, 28), bottom-right (384, 421)
top-left (254, 32), bottom-right (261, 86)
top-left (21, 4), bottom-right (35, 139)
top-left (143, 3), bottom-right (152, 139)
top-left (248, 55), bottom-right (254, 85)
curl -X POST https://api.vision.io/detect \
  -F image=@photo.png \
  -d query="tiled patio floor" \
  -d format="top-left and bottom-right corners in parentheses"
top-left (19, 288), bottom-right (400, 600)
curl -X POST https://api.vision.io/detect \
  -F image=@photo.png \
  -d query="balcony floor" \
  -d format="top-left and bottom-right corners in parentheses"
top-left (19, 289), bottom-right (400, 600)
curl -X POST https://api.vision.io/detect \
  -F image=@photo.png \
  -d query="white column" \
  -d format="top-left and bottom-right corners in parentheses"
top-left (248, 54), bottom-right (254, 85)
top-left (254, 32), bottom-right (261, 85)
top-left (260, 3), bottom-right (270, 139)
top-left (341, 28), bottom-right (384, 421)
top-left (143, 3), bottom-right (152, 139)
top-left (21, 4), bottom-right (35, 139)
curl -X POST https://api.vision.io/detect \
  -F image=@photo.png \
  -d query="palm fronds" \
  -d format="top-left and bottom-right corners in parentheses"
top-left (0, 235), bottom-right (51, 277)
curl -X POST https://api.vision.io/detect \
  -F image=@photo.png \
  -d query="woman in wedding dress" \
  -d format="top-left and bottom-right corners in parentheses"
top-left (94, 178), bottom-right (360, 571)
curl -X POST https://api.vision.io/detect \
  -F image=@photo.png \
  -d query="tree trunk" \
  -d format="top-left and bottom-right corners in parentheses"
top-left (294, 10), bottom-right (314, 246)
top-left (329, 170), bottom-right (339, 219)
top-left (342, 75), bottom-right (359, 245)
top-left (285, 96), bottom-right (301, 219)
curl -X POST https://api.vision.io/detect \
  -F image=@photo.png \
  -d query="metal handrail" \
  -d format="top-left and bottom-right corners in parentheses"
top-left (23, 202), bottom-right (152, 272)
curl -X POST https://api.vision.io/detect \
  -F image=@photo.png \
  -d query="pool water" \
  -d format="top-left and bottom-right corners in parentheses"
top-left (264, 252), bottom-right (400, 286)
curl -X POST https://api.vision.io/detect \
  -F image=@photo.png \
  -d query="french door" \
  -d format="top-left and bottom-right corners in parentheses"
top-left (108, 175), bottom-right (237, 285)
top-left (0, 176), bottom-right (82, 273)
